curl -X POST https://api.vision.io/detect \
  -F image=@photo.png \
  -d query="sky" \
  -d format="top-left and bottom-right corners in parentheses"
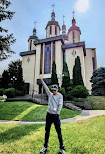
top-left (0, 0), bottom-right (105, 74)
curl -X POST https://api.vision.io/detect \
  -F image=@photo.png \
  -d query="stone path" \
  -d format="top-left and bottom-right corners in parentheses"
top-left (0, 110), bottom-right (105, 125)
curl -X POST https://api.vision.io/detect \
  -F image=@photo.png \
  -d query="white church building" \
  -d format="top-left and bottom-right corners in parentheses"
top-left (20, 9), bottom-right (97, 94)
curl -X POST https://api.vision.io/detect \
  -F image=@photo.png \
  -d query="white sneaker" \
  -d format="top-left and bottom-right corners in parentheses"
top-left (40, 147), bottom-right (47, 153)
top-left (60, 149), bottom-right (66, 154)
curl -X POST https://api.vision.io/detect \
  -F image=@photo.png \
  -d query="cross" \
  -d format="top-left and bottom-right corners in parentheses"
top-left (72, 50), bottom-right (76, 57)
top-left (63, 15), bottom-right (65, 24)
top-left (72, 10), bottom-right (75, 18)
top-left (51, 4), bottom-right (55, 12)
top-left (27, 57), bottom-right (30, 63)
top-left (34, 21), bottom-right (36, 28)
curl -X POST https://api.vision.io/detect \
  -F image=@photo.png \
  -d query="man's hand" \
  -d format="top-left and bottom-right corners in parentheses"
top-left (40, 75), bottom-right (43, 82)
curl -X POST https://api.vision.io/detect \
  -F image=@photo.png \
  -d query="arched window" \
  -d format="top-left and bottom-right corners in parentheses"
top-left (50, 26), bottom-right (52, 35)
top-left (30, 40), bottom-right (32, 51)
top-left (72, 31), bottom-right (75, 43)
top-left (55, 26), bottom-right (57, 35)
top-left (40, 44), bottom-right (43, 74)
top-left (44, 44), bottom-right (51, 74)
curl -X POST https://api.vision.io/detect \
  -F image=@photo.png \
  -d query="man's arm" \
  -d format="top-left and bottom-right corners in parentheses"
top-left (40, 76), bottom-right (51, 96)
top-left (57, 94), bottom-right (63, 115)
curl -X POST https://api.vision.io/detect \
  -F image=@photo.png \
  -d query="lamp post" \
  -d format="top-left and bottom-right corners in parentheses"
top-left (11, 76), bottom-right (17, 88)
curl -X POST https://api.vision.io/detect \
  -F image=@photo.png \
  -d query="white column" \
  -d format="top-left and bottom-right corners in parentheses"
top-left (42, 43), bottom-right (45, 75)
top-left (51, 42), bottom-right (53, 74)
top-left (42, 43), bottom-right (45, 95)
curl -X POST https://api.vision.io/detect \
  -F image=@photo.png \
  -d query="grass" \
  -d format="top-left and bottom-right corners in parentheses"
top-left (0, 115), bottom-right (105, 153)
top-left (88, 96), bottom-right (105, 110)
top-left (0, 101), bottom-right (81, 121)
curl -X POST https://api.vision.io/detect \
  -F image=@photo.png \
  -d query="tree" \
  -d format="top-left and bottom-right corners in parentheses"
top-left (51, 61), bottom-right (59, 85)
top-left (15, 62), bottom-right (25, 94)
top-left (73, 56), bottom-right (84, 86)
top-left (0, 0), bottom-right (16, 61)
top-left (8, 60), bottom-right (25, 93)
top-left (1, 60), bottom-right (26, 95)
top-left (0, 70), bottom-right (9, 88)
top-left (8, 60), bottom-right (22, 79)
top-left (90, 67), bottom-right (105, 96)
top-left (62, 61), bottom-right (70, 92)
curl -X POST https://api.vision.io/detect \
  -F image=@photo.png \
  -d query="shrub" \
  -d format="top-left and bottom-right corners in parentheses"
top-left (48, 85), bottom-right (52, 91)
top-left (15, 90), bottom-right (22, 96)
top-left (0, 89), bottom-right (4, 96)
top-left (58, 87), bottom-right (66, 96)
top-left (88, 96), bottom-right (105, 110)
top-left (68, 85), bottom-right (89, 98)
top-left (58, 87), bottom-right (66, 100)
top-left (67, 85), bottom-right (73, 92)
top-left (4, 88), bottom-right (16, 98)
top-left (73, 97), bottom-right (88, 102)
top-left (19, 86), bottom-right (26, 96)
top-left (90, 67), bottom-right (105, 96)
top-left (65, 94), bottom-right (73, 101)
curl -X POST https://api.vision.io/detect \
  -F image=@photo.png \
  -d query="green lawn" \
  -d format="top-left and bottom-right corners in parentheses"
top-left (0, 101), bottom-right (81, 121)
top-left (0, 115), bottom-right (105, 153)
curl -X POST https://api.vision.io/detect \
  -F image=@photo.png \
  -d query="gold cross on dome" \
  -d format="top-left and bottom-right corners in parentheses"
top-left (51, 4), bottom-right (55, 11)
top-left (63, 15), bottom-right (65, 24)
top-left (72, 10), bottom-right (75, 18)
top-left (34, 21), bottom-right (36, 28)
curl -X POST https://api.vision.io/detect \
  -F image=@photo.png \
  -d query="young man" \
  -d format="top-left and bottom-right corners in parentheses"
top-left (40, 76), bottom-right (66, 154)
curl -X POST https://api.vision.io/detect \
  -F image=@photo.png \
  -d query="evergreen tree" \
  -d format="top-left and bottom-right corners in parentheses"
top-left (63, 60), bottom-right (69, 72)
top-left (16, 63), bottom-right (25, 93)
top-left (62, 61), bottom-right (70, 92)
top-left (0, 0), bottom-right (16, 61)
top-left (8, 60), bottom-right (25, 92)
top-left (51, 61), bottom-right (58, 85)
top-left (90, 67), bottom-right (105, 96)
top-left (0, 70), bottom-right (9, 88)
top-left (8, 60), bottom-right (22, 79)
top-left (73, 56), bottom-right (84, 86)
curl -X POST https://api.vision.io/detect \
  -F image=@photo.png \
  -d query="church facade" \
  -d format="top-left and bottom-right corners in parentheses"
top-left (20, 10), bottom-right (97, 95)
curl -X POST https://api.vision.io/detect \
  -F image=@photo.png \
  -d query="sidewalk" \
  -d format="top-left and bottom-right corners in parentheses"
top-left (0, 110), bottom-right (105, 125)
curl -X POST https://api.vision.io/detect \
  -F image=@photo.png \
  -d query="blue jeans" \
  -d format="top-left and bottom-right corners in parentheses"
top-left (44, 112), bottom-right (64, 149)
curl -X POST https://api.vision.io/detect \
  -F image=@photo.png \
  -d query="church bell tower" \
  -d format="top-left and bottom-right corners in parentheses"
top-left (46, 5), bottom-right (60, 38)
top-left (68, 11), bottom-right (81, 43)
top-left (28, 22), bottom-right (38, 51)
top-left (62, 15), bottom-right (66, 35)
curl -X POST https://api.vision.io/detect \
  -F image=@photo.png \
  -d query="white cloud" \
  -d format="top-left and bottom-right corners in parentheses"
top-left (75, 0), bottom-right (90, 13)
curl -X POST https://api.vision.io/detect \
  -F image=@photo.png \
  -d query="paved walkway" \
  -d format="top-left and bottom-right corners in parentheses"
top-left (0, 110), bottom-right (105, 125)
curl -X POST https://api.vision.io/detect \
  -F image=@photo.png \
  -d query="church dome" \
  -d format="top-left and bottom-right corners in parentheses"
top-left (28, 27), bottom-right (38, 41)
top-left (28, 27), bottom-right (39, 51)
top-left (28, 35), bottom-right (38, 41)
top-left (46, 20), bottom-right (60, 30)
top-left (68, 17), bottom-right (81, 43)
top-left (68, 17), bottom-right (81, 34)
